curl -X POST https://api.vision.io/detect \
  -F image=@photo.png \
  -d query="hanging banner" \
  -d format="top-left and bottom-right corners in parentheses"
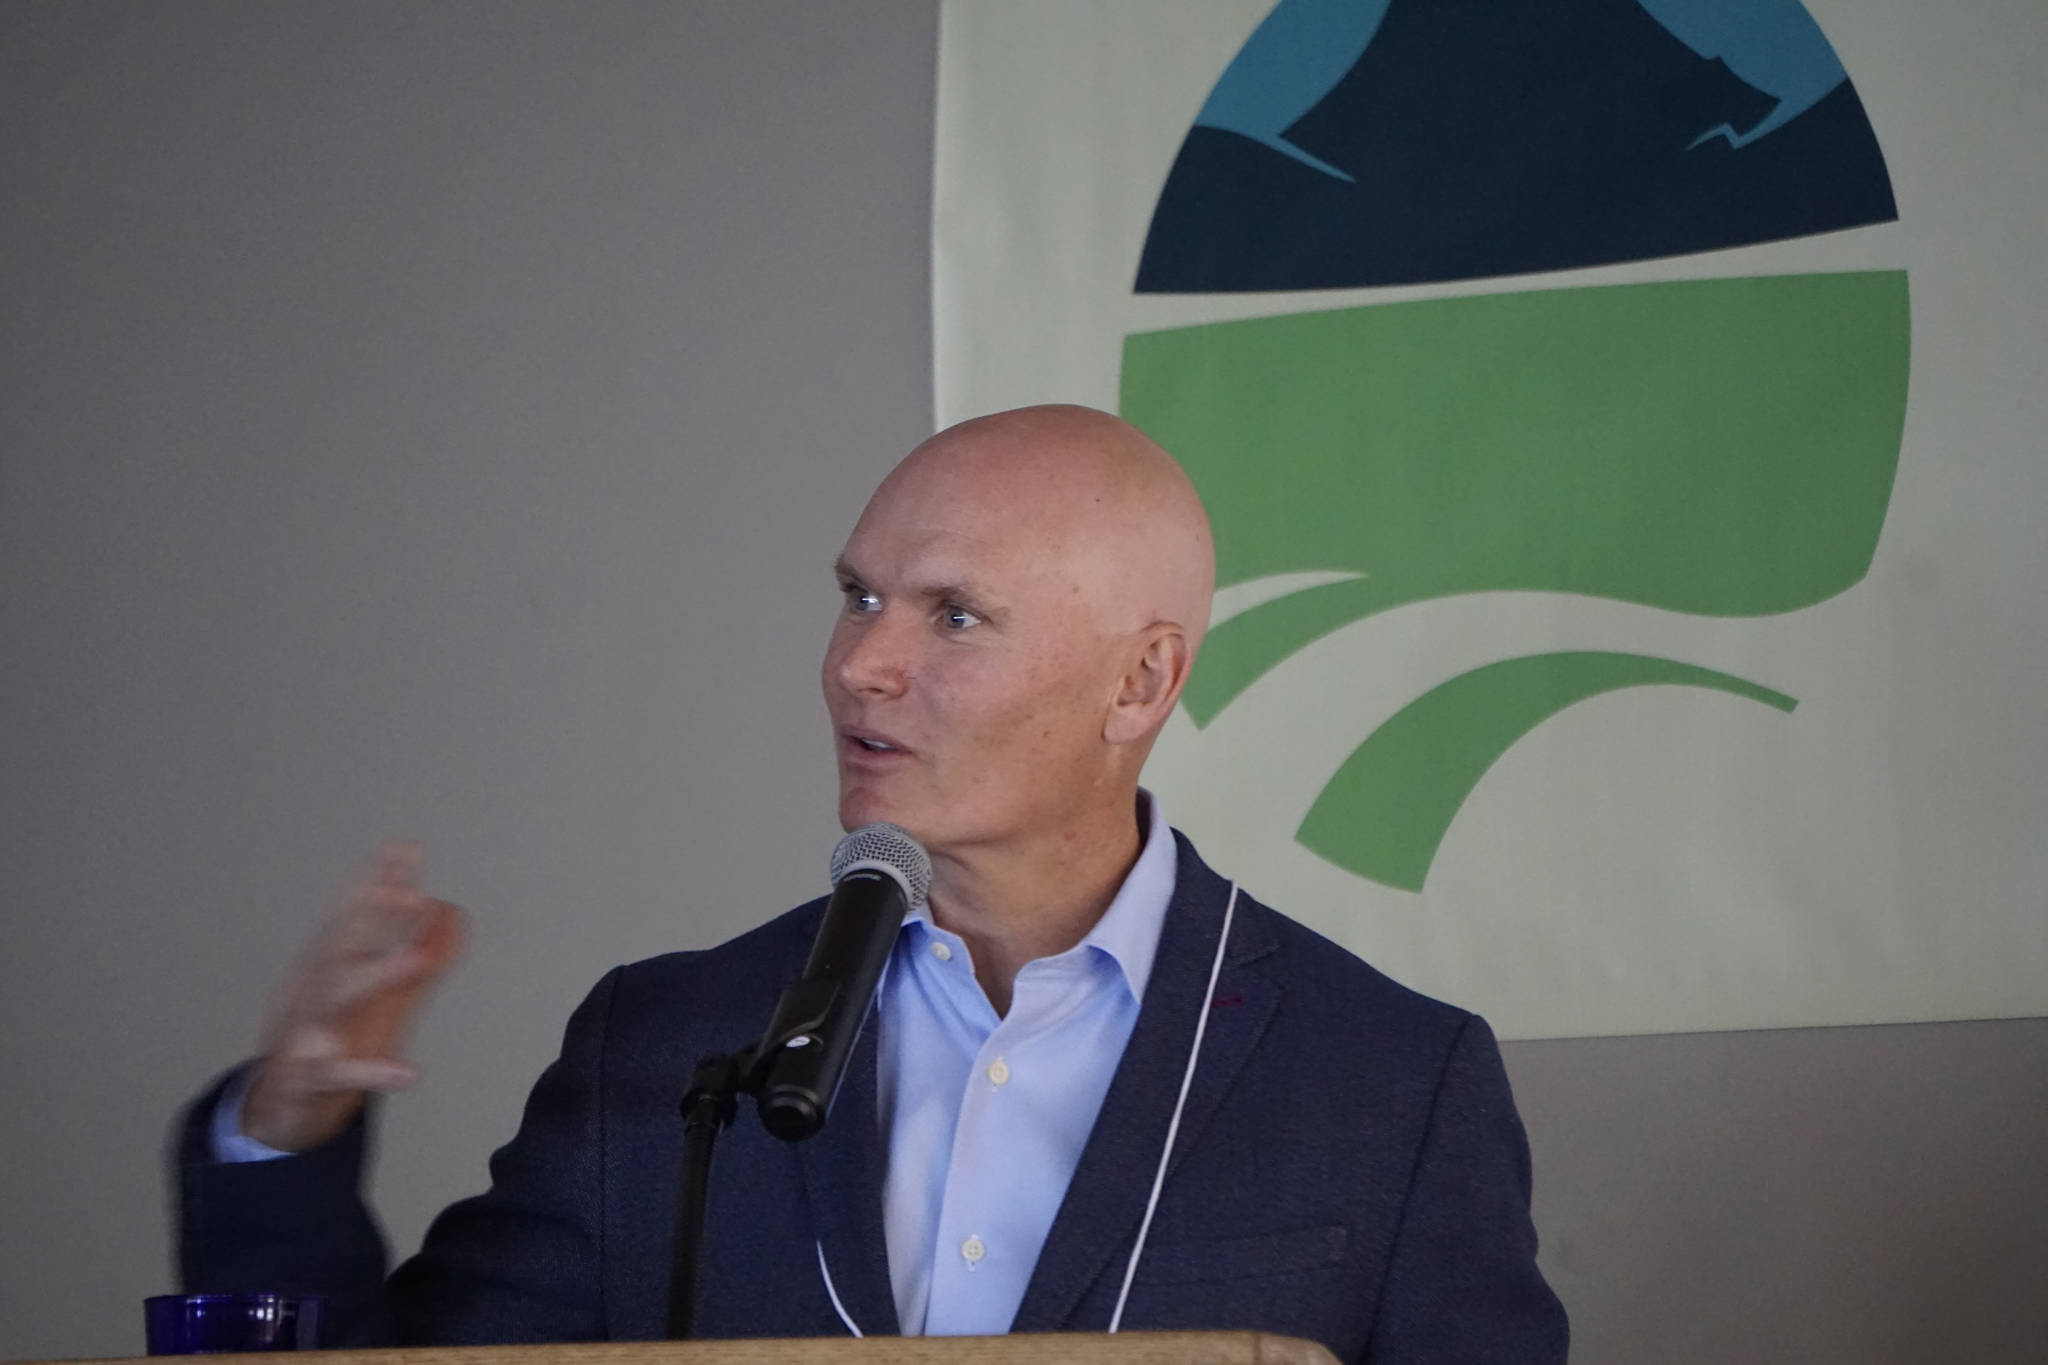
top-left (933, 0), bottom-right (2048, 1038)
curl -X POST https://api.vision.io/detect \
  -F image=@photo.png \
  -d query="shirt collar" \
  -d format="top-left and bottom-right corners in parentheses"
top-left (1073, 787), bottom-right (1176, 1002)
top-left (901, 787), bottom-right (1178, 1004)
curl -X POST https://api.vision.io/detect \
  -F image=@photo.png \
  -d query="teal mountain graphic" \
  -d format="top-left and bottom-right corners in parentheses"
top-left (1123, 271), bottom-right (1910, 889)
top-left (1138, 0), bottom-right (1896, 291)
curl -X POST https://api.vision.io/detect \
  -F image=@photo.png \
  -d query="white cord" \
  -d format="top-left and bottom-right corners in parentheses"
top-left (1106, 881), bottom-right (1239, 1332)
top-left (816, 1239), bottom-right (863, 1337)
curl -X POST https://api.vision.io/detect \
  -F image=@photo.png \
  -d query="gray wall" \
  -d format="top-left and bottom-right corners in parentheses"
top-left (1, 4), bottom-right (2041, 1362)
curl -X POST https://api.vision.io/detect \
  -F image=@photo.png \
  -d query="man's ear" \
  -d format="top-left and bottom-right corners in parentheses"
top-left (1104, 623), bottom-right (1193, 745)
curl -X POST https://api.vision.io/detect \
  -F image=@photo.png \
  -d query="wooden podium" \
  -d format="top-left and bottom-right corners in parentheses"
top-left (33, 1336), bottom-right (1338, 1365)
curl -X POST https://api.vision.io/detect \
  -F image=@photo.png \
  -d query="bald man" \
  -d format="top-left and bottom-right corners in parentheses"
top-left (177, 407), bottom-right (1567, 1363)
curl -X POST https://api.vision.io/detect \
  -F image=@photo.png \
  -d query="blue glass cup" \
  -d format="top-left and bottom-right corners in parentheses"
top-left (144, 1294), bottom-right (323, 1354)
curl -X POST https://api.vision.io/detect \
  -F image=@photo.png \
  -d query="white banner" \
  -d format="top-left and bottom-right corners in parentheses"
top-left (934, 0), bottom-right (2048, 1039)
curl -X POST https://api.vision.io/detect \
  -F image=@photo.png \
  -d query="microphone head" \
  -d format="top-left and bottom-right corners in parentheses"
top-left (829, 821), bottom-right (933, 907)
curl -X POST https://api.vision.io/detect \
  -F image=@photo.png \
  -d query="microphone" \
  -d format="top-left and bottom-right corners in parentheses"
top-left (753, 822), bottom-right (932, 1141)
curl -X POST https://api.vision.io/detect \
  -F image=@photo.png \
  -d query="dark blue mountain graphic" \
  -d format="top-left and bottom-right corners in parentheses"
top-left (1136, 0), bottom-right (1898, 292)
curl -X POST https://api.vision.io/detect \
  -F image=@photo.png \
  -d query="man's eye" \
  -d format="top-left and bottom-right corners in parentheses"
top-left (941, 605), bottom-right (982, 630)
top-left (842, 584), bottom-right (882, 614)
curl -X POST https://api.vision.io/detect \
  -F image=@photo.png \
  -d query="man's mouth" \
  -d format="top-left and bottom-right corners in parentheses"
top-left (841, 728), bottom-right (911, 758)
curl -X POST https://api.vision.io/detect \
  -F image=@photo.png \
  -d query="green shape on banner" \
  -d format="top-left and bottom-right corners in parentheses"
top-left (1297, 652), bottom-right (1798, 891)
top-left (1120, 270), bottom-right (1911, 725)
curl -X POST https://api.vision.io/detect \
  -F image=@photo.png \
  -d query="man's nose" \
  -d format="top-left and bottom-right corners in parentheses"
top-left (832, 613), bottom-right (912, 698)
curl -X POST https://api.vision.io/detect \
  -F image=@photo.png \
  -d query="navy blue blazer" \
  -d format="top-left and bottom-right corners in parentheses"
top-left (178, 834), bottom-right (1567, 1363)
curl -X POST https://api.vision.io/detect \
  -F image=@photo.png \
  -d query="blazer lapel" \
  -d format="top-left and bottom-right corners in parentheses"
top-left (1010, 834), bottom-right (1280, 1332)
top-left (794, 1015), bottom-right (903, 1337)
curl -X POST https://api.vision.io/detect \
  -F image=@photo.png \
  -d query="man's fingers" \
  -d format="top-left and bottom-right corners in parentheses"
top-left (323, 860), bottom-right (434, 960)
top-left (302, 1055), bottom-right (420, 1094)
top-left (333, 842), bottom-right (424, 928)
top-left (244, 1054), bottom-right (419, 1150)
top-left (300, 942), bottom-right (439, 1017)
top-left (370, 840), bottom-right (424, 890)
top-left (257, 1051), bottom-right (420, 1095)
top-left (409, 898), bottom-right (466, 973)
top-left (323, 899), bottom-right (464, 1005)
top-left (268, 898), bottom-right (467, 1054)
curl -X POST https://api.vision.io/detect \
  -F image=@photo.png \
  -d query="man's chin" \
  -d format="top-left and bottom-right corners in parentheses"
top-left (838, 788), bottom-right (903, 834)
top-left (840, 793), bottom-right (944, 851)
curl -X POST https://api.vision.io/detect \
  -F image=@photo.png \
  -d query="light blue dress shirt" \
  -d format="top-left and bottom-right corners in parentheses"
top-left (214, 793), bottom-right (1179, 1341)
top-left (210, 1069), bottom-right (288, 1162)
top-left (875, 792), bottom-right (1177, 1336)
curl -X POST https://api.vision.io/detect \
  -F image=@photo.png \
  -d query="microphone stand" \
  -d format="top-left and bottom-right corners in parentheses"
top-left (665, 979), bottom-right (842, 1339)
top-left (665, 1046), bottom-right (755, 1341)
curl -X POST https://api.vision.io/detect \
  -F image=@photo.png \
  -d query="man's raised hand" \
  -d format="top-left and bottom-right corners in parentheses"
top-left (240, 842), bottom-right (467, 1153)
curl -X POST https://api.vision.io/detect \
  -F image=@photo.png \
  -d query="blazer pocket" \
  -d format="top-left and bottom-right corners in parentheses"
top-left (1134, 1224), bottom-right (1349, 1287)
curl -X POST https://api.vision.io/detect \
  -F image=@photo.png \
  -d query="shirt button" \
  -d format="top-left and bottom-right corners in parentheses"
top-left (986, 1058), bottom-right (1011, 1087)
top-left (929, 941), bottom-right (953, 962)
top-left (961, 1235), bottom-right (986, 1265)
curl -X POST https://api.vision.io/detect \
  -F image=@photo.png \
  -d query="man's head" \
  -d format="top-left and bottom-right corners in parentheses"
top-left (822, 404), bottom-right (1214, 865)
